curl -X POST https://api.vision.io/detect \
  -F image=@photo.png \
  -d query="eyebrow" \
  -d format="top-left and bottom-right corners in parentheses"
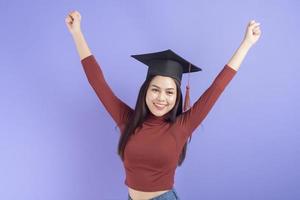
top-left (151, 84), bottom-right (175, 90)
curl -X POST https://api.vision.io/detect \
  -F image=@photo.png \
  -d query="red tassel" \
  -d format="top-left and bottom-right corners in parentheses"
top-left (183, 63), bottom-right (192, 112)
top-left (183, 85), bottom-right (191, 112)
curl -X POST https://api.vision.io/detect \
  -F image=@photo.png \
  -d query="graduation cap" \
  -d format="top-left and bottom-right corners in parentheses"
top-left (131, 49), bottom-right (202, 112)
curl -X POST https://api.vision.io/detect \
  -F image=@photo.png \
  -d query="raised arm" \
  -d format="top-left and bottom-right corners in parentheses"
top-left (65, 10), bottom-right (133, 130)
top-left (227, 20), bottom-right (261, 71)
top-left (177, 64), bottom-right (236, 138)
top-left (177, 20), bottom-right (261, 140)
top-left (65, 11), bottom-right (91, 60)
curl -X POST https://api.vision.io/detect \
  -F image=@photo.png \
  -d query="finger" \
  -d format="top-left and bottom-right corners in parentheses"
top-left (73, 10), bottom-right (81, 19)
top-left (248, 20), bottom-right (255, 26)
top-left (68, 13), bottom-right (74, 20)
top-left (66, 15), bottom-right (72, 20)
top-left (69, 11), bottom-right (78, 19)
top-left (75, 11), bottom-right (81, 19)
top-left (249, 25), bottom-right (260, 32)
top-left (65, 15), bottom-right (73, 23)
top-left (253, 29), bottom-right (261, 35)
top-left (254, 29), bottom-right (261, 34)
top-left (69, 12), bottom-right (80, 21)
top-left (253, 26), bottom-right (261, 31)
top-left (253, 25), bottom-right (261, 29)
top-left (65, 17), bottom-right (71, 23)
top-left (75, 11), bottom-right (80, 17)
top-left (250, 22), bottom-right (260, 28)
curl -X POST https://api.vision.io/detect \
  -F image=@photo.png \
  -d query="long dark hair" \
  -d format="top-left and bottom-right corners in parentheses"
top-left (117, 75), bottom-right (192, 166)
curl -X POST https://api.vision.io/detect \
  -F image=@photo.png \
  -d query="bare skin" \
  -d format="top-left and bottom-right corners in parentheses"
top-left (128, 187), bottom-right (170, 200)
top-left (227, 20), bottom-right (262, 71)
top-left (65, 10), bottom-right (261, 200)
top-left (146, 75), bottom-right (177, 117)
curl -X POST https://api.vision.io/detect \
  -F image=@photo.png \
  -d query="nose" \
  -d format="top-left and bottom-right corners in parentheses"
top-left (156, 92), bottom-right (166, 102)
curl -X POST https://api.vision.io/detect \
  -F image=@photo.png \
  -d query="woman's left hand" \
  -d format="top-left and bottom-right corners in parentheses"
top-left (243, 20), bottom-right (262, 47)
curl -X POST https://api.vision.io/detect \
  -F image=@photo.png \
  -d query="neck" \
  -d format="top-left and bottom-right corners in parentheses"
top-left (145, 112), bottom-right (167, 125)
top-left (148, 112), bottom-right (167, 118)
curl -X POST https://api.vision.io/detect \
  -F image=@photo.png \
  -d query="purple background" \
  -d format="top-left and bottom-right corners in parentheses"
top-left (1, 0), bottom-right (299, 199)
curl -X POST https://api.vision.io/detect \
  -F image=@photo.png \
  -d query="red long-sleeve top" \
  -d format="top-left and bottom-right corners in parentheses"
top-left (81, 54), bottom-right (237, 192)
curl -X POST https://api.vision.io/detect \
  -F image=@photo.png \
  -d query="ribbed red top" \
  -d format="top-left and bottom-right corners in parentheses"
top-left (81, 55), bottom-right (237, 192)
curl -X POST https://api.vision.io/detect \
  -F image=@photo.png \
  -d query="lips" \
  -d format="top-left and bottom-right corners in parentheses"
top-left (153, 103), bottom-right (167, 110)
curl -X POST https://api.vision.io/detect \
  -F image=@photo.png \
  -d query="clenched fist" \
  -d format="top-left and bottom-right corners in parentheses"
top-left (65, 10), bottom-right (82, 35)
top-left (243, 20), bottom-right (262, 46)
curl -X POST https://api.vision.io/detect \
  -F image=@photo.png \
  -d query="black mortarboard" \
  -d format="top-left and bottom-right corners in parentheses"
top-left (131, 49), bottom-right (203, 111)
top-left (131, 49), bottom-right (202, 83)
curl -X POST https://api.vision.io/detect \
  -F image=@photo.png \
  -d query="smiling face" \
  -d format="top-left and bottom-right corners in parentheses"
top-left (145, 75), bottom-right (177, 117)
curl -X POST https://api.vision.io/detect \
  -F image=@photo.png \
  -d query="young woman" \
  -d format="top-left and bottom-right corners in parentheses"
top-left (65, 10), bottom-right (261, 200)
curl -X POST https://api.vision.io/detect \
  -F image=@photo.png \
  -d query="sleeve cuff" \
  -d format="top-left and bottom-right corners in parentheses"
top-left (80, 54), bottom-right (94, 65)
top-left (213, 64), bottom-right (237, 89)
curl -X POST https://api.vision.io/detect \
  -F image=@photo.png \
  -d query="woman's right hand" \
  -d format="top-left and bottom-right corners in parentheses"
top-left (65, 10), bottom-right (82, 35)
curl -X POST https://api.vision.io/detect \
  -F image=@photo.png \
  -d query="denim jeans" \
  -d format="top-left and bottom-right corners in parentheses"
top-left (128, 187), bottom-right (180, 200)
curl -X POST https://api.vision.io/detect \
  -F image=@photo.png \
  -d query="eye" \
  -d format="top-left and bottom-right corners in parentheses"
top-left (152, 88), bottom-right (159, 92)
top-left (167, 91), bottom-right (174, 95)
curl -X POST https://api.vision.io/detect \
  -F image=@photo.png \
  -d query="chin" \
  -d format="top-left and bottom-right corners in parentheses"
top-left (153, 112), bottom-right (165, 117)
top-left (151, 109), bottom-right (168, 117)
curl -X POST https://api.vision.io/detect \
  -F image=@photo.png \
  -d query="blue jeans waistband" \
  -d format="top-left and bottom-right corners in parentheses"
top-left (128, 187), bottom-right (180, 200)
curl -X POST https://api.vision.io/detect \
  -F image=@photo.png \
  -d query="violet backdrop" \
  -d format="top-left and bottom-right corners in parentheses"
top-left (0, 0), bottom-right (299, 199)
